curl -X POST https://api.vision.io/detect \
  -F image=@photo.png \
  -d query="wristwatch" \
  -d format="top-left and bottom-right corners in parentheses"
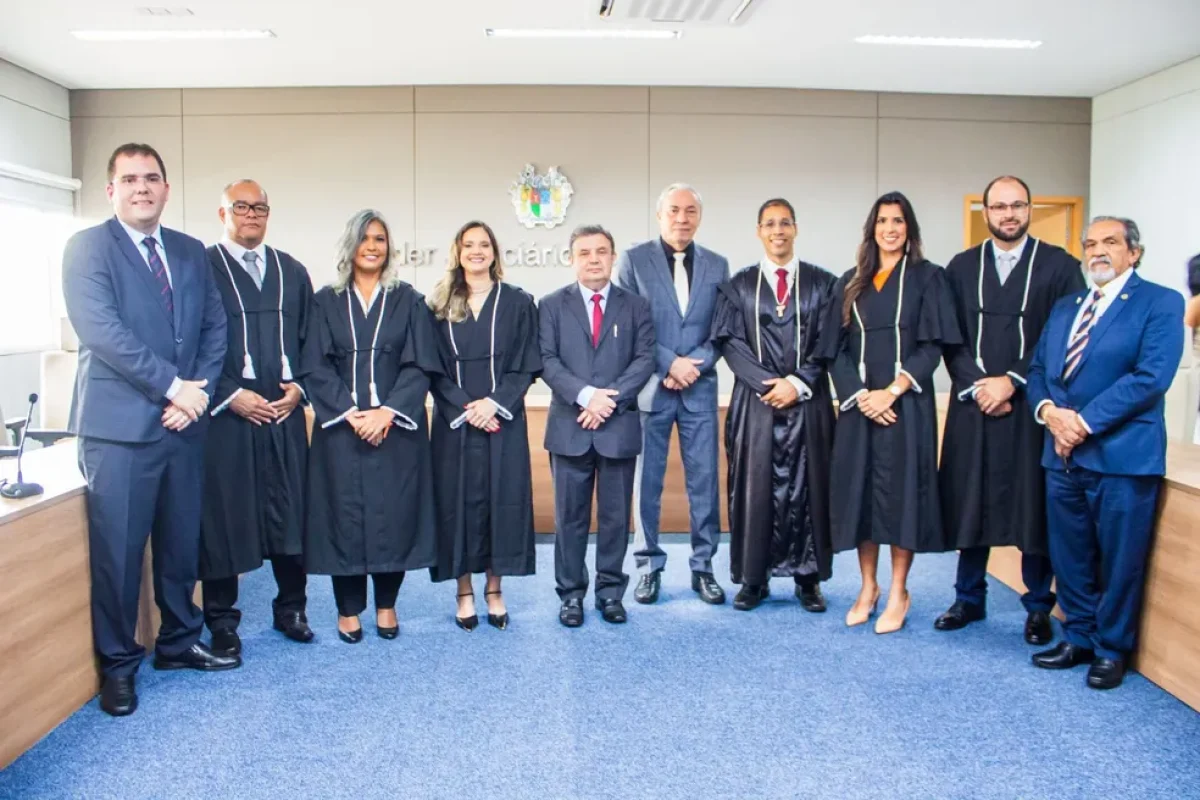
top-left (888, 384), bottom-right (903, 397)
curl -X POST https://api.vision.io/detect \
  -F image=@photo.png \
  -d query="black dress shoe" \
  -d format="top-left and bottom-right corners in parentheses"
top-left (559, 598), bottom-right (584, 628)
top-left (934, 600), bottom-right (987, 631)
top-left (595, 598), bottom-right (627, 624)
top-left (485, 590), bottom-right (509, 630)
top-left (376, 609), bottom-right (399, 639)
top-left (455, 591), bottom-right (479, 632)
top-left (733, 584), bottom-right (770, 611)
top-left (153, 642), bottom-right (241, 671)
top-left (1087, 658), bottom-right (1126, 690)
top-left (1032, 641), bottom-right (1095, 670)
top-left (338, 627), bottom-right (363, 644)
top-left (796, 583), bottom-right (826, 613)
top-left (1024, 610), bottom-right (1053, 645)
top-left (99, 675), bottom-right (137, 717)
top-left (274, 611), bottom-right (315, 643)
top-left (634, 569), bottom-right (662, 605)
top-left (691, 572), bottom-right (726, 605)
top-left (211, 627), bottom-right (242, 656)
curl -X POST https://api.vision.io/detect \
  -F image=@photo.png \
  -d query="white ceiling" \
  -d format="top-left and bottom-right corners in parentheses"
top-left (2, 0), bottom-right (1199, 97)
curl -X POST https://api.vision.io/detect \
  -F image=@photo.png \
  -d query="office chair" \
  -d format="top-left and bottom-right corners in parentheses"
top-left (1, 398), bottom-right (72, 458)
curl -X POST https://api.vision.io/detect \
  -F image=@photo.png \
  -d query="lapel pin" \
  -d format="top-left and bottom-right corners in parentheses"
top-left (1075, 297), bottom-right (1082, 304)
top-left (1120, 294), bottom-right (1129, 300)
top-left (614, 324), bottom-right (619, 338)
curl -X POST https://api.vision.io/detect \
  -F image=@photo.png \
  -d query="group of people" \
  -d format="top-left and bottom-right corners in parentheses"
top-left (63, 142), bottom-right (1183, 718)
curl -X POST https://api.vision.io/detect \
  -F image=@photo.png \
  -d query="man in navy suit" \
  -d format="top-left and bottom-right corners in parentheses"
top-left (615, 183), bottom-right (730, 606)
top-left (63, 143), bottom-right (238, 717)
top-left (1026, 216), bottom-right (1184, 690)
top-left (539, 225), bottom-right (655, 627)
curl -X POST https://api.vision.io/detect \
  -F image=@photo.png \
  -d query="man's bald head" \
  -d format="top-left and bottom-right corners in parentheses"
top-left (219, 179), bottom-right (271, 249)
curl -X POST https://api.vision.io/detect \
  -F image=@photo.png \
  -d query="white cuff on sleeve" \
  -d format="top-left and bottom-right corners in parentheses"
top-left (839, 389), bottom-right (867, 412)
top-left (576, 386), bottom-right (596, 409)
top-left (1006, 372), bottom-right (1027, 387)
top-left (449, 410), bottom-right (469, 430)
top-left (488, 397), bottom-right (514, 421)
top-left (165, 376), bottom-right (183, 401)
top-left (784, 375), bottom-right (812, 401)
top-left (322, 406), bottom-right (358, 429)
top-left (1034, 400), bottom-right (1053, 425)
top-left (210, 387), bottom-right (243, 417)
top-left (1078, 414), bottom-right (1093, 435)
top-left (899, 369), bottom-right (922, 394)
top-left (957, 385), bottom-right (977, 402)
top-left (382, 406), bottom-right (418, 431)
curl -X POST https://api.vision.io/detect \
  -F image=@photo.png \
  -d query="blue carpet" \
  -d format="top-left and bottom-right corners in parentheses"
top-left (3, 544), bottom-right (1197, 800)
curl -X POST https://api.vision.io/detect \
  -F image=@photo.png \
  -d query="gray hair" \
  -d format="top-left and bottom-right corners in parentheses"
top-left (568, 224), bottom-right (615, 254)
top-left (331, 209), bottom-right (403, 292)
top-left (656, 182), bottom-right (703, 213)
top-left (220, 178), bottom-right (268, 205)
top-left (1088, 215), bottom-right (1144, 268)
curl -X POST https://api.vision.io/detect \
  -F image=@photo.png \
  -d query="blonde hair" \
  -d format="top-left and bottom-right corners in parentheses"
top-left (331, 209), bottom-right (403, 293)
top-left (428, 220), bottom-right (505, 322)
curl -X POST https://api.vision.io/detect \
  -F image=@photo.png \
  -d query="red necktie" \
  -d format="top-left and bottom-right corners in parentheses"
top-left (591, 293), bottom-right (603, 347)
top-left (776, 269), bottom-right (788, 304)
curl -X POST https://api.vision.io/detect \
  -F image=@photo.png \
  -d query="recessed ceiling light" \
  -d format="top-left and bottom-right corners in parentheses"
top-left (485, 28), bottom-right (680, 40)
top-left (855, 34), bottom-right (1042, 50)
top-left (71, 29), bottom-right (276, 41)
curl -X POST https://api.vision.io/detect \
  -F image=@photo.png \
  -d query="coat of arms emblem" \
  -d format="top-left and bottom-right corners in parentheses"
top-left (509, 164), bottom-right (573, 229)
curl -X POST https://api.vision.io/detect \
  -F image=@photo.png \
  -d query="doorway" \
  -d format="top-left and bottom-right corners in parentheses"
top-left (963, 195), bottom-right (1085, 257)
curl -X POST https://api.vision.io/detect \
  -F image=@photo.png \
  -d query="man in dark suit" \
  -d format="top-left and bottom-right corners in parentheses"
top-left (614, 183), bottom-right (730, 606)
top-left (62, 143), bottom-right (239, 717)
top-left (1026, 216), bottom-right (1184, 690)
top-left (539, 224), bottom-right (655, 627)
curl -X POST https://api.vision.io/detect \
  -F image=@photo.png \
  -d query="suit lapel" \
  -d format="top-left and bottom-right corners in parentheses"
top-left (598, 286), bottom-right (623, 346)
top-left (649, 244), bottom-right (682, 317)
top-left (163, 229), bottom-right (188, 333)
top-left (566, 285), bottom-right (594, 342)
top-left (684, 249), bottom-right (707, 319)
top-left (1071, 272), bottom-right (1140, 378)
top-left (108, 218), bottom-right (174, 327)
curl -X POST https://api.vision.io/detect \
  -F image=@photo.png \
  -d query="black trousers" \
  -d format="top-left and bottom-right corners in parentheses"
top-left (202, 555), bottom-right (307, 632)
top-left (78, 435), bottom-right (204, 677)
top-left (331, 572), bottom-right (405, 617)
top-left (552, 448), bottom-right (635, 602)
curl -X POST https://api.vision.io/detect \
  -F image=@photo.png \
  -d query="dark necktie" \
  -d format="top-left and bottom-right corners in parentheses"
top-left (143, 236), bottom-right (173, 317)
top-left (591, 294), bottom-right (603, 347)
top-left (1063, 289), bottom-right (1103, 381)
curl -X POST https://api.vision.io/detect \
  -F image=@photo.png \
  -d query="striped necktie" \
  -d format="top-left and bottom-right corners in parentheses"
top-left (143, 236), bottom-right (173, 318)
top-left (1063, 289), bottom-right (1103, 381)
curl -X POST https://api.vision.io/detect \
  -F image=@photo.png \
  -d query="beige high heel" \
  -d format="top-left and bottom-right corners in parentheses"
top-left (874, 591), bottom-right (911, 635)
top-left (845, 588), bottom-right (881, 627)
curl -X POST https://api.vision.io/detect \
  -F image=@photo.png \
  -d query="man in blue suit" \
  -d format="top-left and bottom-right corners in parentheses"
top-left (1026, 216), bottom-right (1183, 690)
top-left (614, 183), bottom-right (730, 606)
top-left (63, 143), bottom-right (238, 717)
top-left (539, 225), bottom-right (656, 627)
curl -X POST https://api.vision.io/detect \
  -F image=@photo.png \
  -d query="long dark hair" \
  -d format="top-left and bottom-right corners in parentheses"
top-left (842, 191), bottom-right (924, 326)
top-left (428, 220), bottom-right (505, 322)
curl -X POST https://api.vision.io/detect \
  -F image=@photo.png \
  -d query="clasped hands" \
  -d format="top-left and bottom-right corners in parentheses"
top-left (161, 378), bottom-right (211, 432)
top-left (662, 355), bottom-right (706, 391)
top-left (973, 375), bottom-right (1015, 417)
top-left (1042, 405), bottom-right (1089, 459)
top-left (229, 383), bottom-right (305, 427)
top-left (578, 388), bottom-right (619, 431)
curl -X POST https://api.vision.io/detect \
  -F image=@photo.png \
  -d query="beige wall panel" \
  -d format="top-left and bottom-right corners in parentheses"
top-left (182, 86), bottom-right (414, 117)
top-left (415, 85), bottom-right (647, 114)
top-left (0, 97), bottom-right (71, 176)
top-left (70, 89), bottom-right (182, 119)
top-left (181, 113), bottom-right (417, 288)
top-left (1092, 55), bottom-right (1200, 123)
top-left (879, 93), bottom-right (1091, 124)
top-left (648, 114), bottom-right (879, 272)
top-left (877, 118), bottom-right (1091, 268)
top-left (411, 112), bottom-right (651, 304)
top-left (0, 59), bottom-right (68, 119)
top-left (651, 87), bottom-right (876, 118)
top-left (70, 116), bottom-right (185, 230)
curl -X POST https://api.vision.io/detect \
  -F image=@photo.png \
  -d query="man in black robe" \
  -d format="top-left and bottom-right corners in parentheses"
top-left (937, 175), bottom-right (1084, 643)
top-left (711, 198), bottom-right (837, 611)
top-left (201, 179), bottom-right (315, 656)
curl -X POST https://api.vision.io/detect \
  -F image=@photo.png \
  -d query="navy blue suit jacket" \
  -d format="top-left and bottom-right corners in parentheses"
top-left (613, 239), bottom-right (729, 413)
top-left (1026, 271), bottom-right (1184, 476)
top-left (63, 217), bottom-right (227, 443)
top-left (538, 282), bottom-right (656, 459)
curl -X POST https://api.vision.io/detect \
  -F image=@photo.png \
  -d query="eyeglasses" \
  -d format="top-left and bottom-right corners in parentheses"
top-left (986, 201), bottom-right (1030, 214)
top-left (759, 219), bottom-right (795, 231)
top-left (228, 201), bottom-right (270, 216)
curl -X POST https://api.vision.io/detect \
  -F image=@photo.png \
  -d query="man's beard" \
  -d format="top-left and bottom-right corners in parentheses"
top-left (987, 218), bottom-right (1029, 243)
top-left (1088, 258), bottom-right (1116, 285)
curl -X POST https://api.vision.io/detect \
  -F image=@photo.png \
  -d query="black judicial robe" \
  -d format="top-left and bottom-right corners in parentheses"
top-left (940, 239), bottom-right (1084, 555)
top-left (428, 284), bottom-right (542, 581)
top-left (820, 259), bottom-right (960, 553)
top-left (301, 281), bottom-right (441, 576)
top-left (711, 263), bottom-right (837, 586)
top-left (200, 245), bottom-right (313, 581)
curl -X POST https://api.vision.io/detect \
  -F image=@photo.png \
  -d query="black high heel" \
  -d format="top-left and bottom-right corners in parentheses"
top-left (376, 609), bottom-right (399, 640)
top-left (456, 591), bottom-right (478, 631)
top-left (338, 616), bottom-right (363, 644)
top-left (485, 590), bottom-right (509, 630)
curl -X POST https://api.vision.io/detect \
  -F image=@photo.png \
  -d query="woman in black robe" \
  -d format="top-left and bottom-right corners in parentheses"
top-left (819, 191), bottom-right (961, 634)
top-left (426, 220), bottom-right (541, 631)
top-left (710, 198), bottom-right (837, 612)
top-left (300, 209), bottom-right (442, 643)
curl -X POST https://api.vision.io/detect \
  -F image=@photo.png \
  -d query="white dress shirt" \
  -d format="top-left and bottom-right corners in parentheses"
top-left (219, 236), bottom-right (267, 286)
top-left (575, 281), bottom-right (612, 409)
top-left (758, 256), bottom-right (812, 401)
top-left (992, 235), bottom-right (1028, 286)
top-left (1034, 266), bottom-right (1136, 432)
top-left (117, 217), bottom-right (185, 401)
